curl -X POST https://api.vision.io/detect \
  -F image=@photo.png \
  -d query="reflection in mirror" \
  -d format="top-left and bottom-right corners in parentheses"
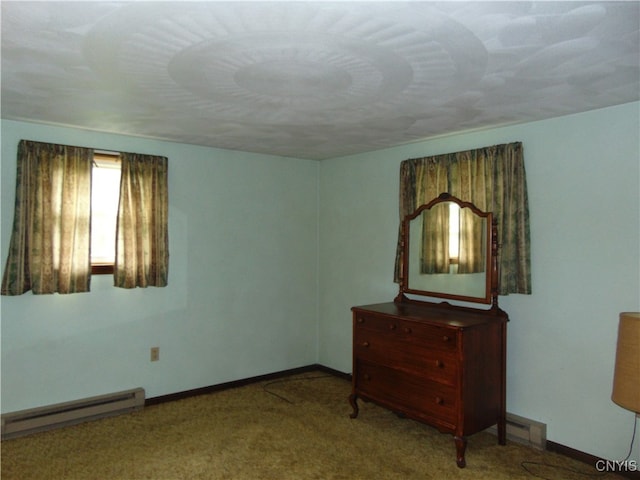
top-left (408, 206), bottom-right (487, 298)
top-left (400, 194), bottom-right (495, 305)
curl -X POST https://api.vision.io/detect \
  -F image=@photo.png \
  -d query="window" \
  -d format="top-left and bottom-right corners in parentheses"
top-left (91, 153), bottom-right (121, 275)
top-left (394, 142), bottom-right (531, 295)
top-left (1, 140), bottom-right (169, 295)
top-left (448, 202), bottom-right (460, 264)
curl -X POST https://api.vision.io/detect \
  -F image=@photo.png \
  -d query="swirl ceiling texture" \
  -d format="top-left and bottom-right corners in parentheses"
top-left (2, 1), bottom-right (639, 160)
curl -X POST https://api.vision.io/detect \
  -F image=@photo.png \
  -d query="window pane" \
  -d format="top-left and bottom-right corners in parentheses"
top-left (91, 159), bottom-right (121, 265)
top-left (449, 202), bottom-right (460, 259)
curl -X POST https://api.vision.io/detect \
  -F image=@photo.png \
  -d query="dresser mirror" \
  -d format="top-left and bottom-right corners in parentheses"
top-left (398, 193), bottom-right (498, 306)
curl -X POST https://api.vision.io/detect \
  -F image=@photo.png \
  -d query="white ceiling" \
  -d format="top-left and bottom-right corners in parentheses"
top-left (2, 1), bottom-right (639, 160)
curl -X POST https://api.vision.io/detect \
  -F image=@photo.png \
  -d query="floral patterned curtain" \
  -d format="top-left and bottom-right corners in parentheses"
top-left (394, 142), bottom-right (531, 295)
top-left (420, 204), bottom-right (450, 274)
top-left (1, 140), bottom-right (93, 295)
top-left (457, 208), bottom-right (485, 274)
top-left (114, 153), bottom-right (169, 288)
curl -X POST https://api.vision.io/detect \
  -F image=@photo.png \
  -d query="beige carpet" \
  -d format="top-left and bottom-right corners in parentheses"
top-left (0, 372), bottom-right (626, 479)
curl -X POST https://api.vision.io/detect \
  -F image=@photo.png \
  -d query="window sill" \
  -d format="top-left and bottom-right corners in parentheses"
top-left (92, 264), bottom-right (114, 275)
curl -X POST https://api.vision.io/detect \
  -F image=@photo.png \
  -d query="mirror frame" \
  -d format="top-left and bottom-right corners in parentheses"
top-left (396, 193), bottom-right (499, 308)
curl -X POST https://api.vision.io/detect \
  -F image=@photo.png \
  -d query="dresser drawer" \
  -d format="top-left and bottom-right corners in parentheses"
top-left (355, 360), bottom-right (457, 425)
top-left (353, 328), bottom-right (458, 386)
top-left (354, 313), bottom-right (457, 352)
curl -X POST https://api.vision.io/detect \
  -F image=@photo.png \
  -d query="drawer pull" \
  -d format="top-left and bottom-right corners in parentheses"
top-left (403, 327), bottom-right (412, 334)
top-left (363, 374), bottom-right (371, 381)
top-left (388, 324), bottom-right (397, 330)
top-left (362, 341), bottom-right (370, 348)
top-left (443, 335), bottom-right (451, 342)
top-left (435, 360), bottom-right (444, 368)
top-left (435, 396), bottom-right (444, 405)
top-left (357, 317), bottom-right (364, 324)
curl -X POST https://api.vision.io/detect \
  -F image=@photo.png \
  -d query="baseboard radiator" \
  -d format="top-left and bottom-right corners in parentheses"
top-left (1, 387), bottom-right (145, 440)
top-left (486, 412), bottom-right (547, 450)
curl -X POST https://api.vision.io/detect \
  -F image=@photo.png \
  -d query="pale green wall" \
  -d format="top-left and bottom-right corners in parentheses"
top-left (1, 120), bottom-right (320, 411)
top-left (2, 103), bottom-right (639, 464)
top-left (318, 102), bottom-right (640, 462)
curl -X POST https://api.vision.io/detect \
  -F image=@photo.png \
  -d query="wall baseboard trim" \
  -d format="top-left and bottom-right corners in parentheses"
top-left (145, 364), bottom-right (349, 407)
top-left (148, 364), bottom-right (639, 479)
top-left (546, 441), bottom-right (640, 480)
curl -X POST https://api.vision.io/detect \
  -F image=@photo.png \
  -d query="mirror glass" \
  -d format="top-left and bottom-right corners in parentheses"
top-left (401, 195), bottom-right (494, 304)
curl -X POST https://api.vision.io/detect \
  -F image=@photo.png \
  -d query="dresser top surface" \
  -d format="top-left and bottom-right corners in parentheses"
top-left (352, 301), bottom-right (507, 328)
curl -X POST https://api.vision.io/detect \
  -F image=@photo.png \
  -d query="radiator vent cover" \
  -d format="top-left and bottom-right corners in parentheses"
top-left (1, 388), bottom-right (145, 440)
top-left (486, 412), bottom-right (547, 450)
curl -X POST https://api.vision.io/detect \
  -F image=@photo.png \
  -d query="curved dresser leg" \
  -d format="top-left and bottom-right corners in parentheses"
top-left (348, 393), bottom-right (359, 419)
top-left (454, 436), bottom-right (467, 468)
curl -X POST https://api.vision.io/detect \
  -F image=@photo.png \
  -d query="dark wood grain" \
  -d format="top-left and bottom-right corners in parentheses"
top-left (350, 301), bottom-right (508, 468)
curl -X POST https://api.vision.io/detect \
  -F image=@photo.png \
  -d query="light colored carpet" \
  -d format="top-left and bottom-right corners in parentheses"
top-left (0, 372), bottom-right (626, 479)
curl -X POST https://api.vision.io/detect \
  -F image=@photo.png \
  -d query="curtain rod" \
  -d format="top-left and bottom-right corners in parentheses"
top-left (94, 149), bottom-right (120, 156)
top-left (20, 139), bottom-right (162, 158)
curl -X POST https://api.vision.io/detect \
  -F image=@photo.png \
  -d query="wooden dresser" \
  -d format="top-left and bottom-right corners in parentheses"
top-left (349, 300), bottom-right (507, 468)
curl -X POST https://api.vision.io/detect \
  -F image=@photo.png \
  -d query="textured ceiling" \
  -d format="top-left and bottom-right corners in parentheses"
top-left (2, 1), bottom-right (639, 160)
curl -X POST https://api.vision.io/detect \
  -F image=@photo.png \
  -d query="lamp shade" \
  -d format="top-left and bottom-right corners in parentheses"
top-left (612, 312), bottom-right (640, 413)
